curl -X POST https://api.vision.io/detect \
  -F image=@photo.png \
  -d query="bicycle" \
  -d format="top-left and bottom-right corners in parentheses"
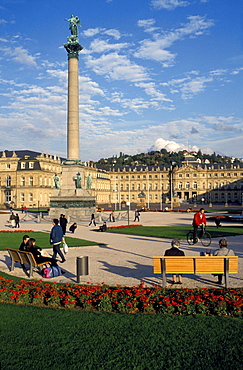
top-left (187, 225), bottom-right (211, 247)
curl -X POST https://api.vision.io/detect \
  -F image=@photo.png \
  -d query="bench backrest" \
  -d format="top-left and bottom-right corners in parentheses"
top-left (7, 249), bottom-right (22, 264)
top-left (153, 256), bottom-right (238, 274)
top-left (18, 250), bottom-right (37, 267)
top-left (7, 248), bottom-right (37, 267)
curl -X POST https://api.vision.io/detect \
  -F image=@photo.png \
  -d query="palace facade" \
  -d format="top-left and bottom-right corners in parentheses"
top-left (1, 150), bottom-right (243, 209)
top-left (0, 150), bottom-right (62, 209)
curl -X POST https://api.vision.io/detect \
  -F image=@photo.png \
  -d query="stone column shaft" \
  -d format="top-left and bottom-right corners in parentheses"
top-left (67, 57), bottom-right (79, 160)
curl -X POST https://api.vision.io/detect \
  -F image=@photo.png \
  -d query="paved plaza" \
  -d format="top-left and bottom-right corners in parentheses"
top-left (0, 211), bottom-right (242, 288)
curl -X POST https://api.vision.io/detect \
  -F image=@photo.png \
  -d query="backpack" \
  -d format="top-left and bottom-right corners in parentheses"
top-left (42, 266), bottom-right (63, 278)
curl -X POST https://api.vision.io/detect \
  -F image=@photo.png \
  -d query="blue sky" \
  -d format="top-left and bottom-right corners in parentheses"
top-left (0, 0), bottom-right (243, 161)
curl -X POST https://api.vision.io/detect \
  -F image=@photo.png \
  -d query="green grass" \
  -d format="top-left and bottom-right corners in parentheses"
top-left (107, 225), bottom-right (243, 239)
top-left (0, 303), bottom-right (243, 370)
top-left (0, 231), bottom-right (100, 251)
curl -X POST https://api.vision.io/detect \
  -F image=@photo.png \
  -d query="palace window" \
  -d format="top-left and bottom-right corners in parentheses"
top-left (5, 190), bottom-right (11, 202)
top-left (6, 176), bottom-right (11, 187)
top-left (21, 177), bottom-right (25, 186)
top-left (29, 176), bottom-right (33, 186)
top-left (20, 193), bottom-right (25, 202)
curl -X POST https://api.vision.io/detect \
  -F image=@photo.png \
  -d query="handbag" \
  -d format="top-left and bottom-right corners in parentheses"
top-left (63, 241), bottom-right (69, 254)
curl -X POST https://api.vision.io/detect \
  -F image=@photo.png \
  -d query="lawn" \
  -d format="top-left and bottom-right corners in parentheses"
top-left (107, 225), bottom-right (243, 239)
top-left (1, 302), bottom-right (243, 369)
top-left (0, 231), bottom-right (100, 251)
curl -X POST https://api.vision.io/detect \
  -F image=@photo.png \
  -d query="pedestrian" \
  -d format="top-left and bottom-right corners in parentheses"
top-left (50, 219), bottom-right (66, 263)
top-left (9, 212), bottom-right (15, 228)
top-left (164, 239), bottom-right (185, 284)
top-left (215, 216), bottom-right (221, 228)
top-left (213, 238), bottom-right (235, 284)
top-left (89, 212), bottom-right (96, 226)
top-left (110, 211), bottom-right (115, 222)
top-left (60, 214), bottom-right (68, 235)
top-left (15, 213), bottom-right (20, 228)
top-left (134, 209), bottom-right (140, 222)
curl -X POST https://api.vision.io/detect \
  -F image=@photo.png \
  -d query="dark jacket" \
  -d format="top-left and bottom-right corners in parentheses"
top-left (19, 242), bottom-right (27, 251)
top-left (164, 247), bottom-right (185, 256)
top-left (50, 225), bottom-right (63, 245)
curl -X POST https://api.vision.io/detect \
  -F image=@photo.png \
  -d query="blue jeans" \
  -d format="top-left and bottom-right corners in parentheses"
top-left (53, 243), bottom-right (65, 261)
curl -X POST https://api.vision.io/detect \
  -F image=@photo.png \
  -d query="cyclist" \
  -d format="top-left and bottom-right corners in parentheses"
top-left (192, 208), bottom-right (206, 244)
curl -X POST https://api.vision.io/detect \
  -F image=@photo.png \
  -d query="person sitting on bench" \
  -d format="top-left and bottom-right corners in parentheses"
top-left (26, 238), bottom-right (58, 267)
top-left (19, 235), bottom-right (30, 251)
top-left (213, 238), bottom-right (235, 284)
top-left (164, 239), bottom-right (185, 285)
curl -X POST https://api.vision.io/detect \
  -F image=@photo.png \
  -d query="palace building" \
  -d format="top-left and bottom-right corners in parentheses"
top-left (1, 150), bottom-right (243, 210)
top-left (0, 150), bottom-right (62, 209)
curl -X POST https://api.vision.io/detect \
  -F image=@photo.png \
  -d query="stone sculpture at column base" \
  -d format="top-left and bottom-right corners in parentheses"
top-left (49, 165), bottom-right (96, 220)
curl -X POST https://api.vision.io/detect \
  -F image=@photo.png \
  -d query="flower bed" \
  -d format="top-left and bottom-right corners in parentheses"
top-left (0, 276), bottom-right (243, 316)
top-left (0, 230), bottom-right (33, 233)
top-left (107, 224), bottom-right (142, 230)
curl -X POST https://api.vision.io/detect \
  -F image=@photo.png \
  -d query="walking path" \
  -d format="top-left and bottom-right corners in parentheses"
top-left (0, 211), bottom-right (242, 288)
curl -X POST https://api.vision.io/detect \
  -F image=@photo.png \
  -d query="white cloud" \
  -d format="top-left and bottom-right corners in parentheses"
top-left (151, 0), bottom-right (190, 11)
top-left (103, 29), bottom-right (121, 40)
top-left (150, 137), bottom-right (199, 152)
top-left (85, 52), bottom-right (149, 82)
top-left (83, 28), bottom-right (121, 40)
top-left (88, 39), bottom-right (129, 53)
top-left (134, 16), bottom-right (214, 65)
top-left (0, 46), bottom-right (37, 67)
top-left (180, 76), bottom-right (213, 99)
top-left (134, 82), bottom-right (172, 102)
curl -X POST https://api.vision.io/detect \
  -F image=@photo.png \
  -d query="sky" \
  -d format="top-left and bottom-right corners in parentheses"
top-left (0, 0), bottom-right (243, 161)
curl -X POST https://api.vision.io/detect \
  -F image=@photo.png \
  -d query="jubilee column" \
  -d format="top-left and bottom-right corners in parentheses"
top-left (64, 15), bottom-right (83, 161)
top-left (49, 15), bottom-right (96, 220)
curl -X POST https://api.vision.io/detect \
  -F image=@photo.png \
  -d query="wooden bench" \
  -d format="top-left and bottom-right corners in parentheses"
top-left (7, 249), bottom-right (50, 277)
top-left (153, 256), bottom-right (238, 288)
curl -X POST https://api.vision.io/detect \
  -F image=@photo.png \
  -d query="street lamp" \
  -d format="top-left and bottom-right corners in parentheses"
top-left (170, 161), bottom-right (176, 210)
top-left (160, 192), bottom-right (163, 211)
top-left (126, 202), bottom-right (130, 225)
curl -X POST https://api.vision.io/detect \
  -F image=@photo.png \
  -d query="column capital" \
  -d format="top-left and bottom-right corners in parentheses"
top-left (64, 39), bottom-right (83, 59)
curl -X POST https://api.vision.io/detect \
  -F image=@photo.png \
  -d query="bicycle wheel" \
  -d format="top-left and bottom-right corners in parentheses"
top-left (187, 231), bottom-right (194, 245)
top-left (201, 232), bottom-right (211, 247)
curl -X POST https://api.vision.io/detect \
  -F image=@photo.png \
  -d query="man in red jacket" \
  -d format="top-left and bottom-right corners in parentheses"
top-left (193, 208), bottom-right (206, 244)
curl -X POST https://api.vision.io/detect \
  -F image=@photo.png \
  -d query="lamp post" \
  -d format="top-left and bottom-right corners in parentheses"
top-left (170, 161), bottom-right (176, 210)
top-left (160, 192), bottom-right (163, 211)
top-left (126, 202), bottom-right (130, 225)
